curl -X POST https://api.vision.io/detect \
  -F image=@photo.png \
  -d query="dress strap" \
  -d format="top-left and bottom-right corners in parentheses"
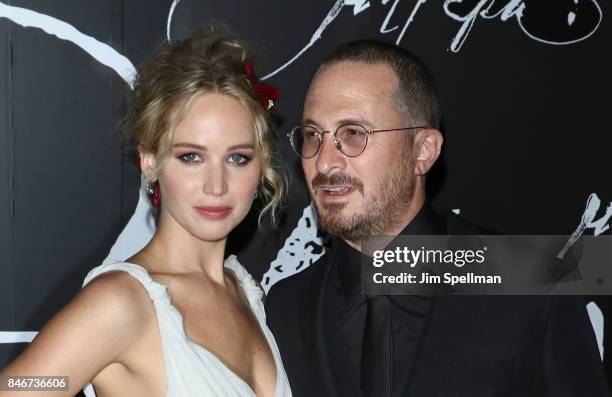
top-left (82, 262), bottom-right (168, 302)
top-left (225, 255), bottom-right (264, 311)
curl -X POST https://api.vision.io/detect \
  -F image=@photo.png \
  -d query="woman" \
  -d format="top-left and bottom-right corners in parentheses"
top-left (0, 28), bottom-right (290, 397)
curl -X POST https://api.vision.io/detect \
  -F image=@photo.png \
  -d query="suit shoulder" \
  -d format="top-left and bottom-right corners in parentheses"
top-left (266, 252), bottom-right (331, 303)
top-left (445, 212), bottom-right (498, 235)
top-left (266, 262), bottom-right (313, 301)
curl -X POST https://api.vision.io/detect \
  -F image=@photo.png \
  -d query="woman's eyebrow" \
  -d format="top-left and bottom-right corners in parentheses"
top-left (173, 142), bottom-right (206, 150)
top-left (227, 143), bottom-right (255, 150)
top-left (173, 142), bottom-right (255, 150)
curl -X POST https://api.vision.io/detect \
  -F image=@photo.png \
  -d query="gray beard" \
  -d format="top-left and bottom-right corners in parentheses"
top-left (314, 161), bottom-right (415, 243)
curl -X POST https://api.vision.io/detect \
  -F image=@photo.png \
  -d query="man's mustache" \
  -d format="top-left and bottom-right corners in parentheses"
top-left (311, 173), bottom-right (364, 194)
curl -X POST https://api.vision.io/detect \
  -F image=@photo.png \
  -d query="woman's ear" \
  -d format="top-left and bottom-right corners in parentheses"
top-left (139, 149), bottom-right (158, 181)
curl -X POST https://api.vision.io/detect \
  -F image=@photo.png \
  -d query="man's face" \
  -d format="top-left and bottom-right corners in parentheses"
top-left (301, 61), bottom-right (417, 242)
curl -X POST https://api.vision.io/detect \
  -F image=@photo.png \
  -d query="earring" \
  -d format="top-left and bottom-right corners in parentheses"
top-left (253, 190), bottom-right (259, 200)
top-left (146, 181), bottom-right (161, 207)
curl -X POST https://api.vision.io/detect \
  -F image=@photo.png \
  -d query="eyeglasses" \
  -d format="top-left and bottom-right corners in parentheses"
top-left (287, 123), bottom-right (428, 158)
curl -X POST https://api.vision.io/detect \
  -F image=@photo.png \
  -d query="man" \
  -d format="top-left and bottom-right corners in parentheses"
top-left (265, 40), bottom-right (609, 396)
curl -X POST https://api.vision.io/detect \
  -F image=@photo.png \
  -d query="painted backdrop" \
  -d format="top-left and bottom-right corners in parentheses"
top-left (0, 0), bottom-right (610, 390)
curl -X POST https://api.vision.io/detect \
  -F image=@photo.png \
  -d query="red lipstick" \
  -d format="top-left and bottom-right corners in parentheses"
top-left (195, 206), bottom-right (231, 219)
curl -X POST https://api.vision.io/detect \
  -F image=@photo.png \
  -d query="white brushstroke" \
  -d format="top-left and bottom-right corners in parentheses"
top-left (444, 0), bottom-right (497, 52)
top-left (166, 0), bottom-right (182, 41)
top-left (558, 193), bottom-right (611, 259)
top-left (83, 385), bottom-right (96, 397)
top-left (264, 0), bottom-right (602, 79)
top-left (446, 0), bottom-right (603, 52)
top-left (261, 0), bottom-right (346, 80)
top-left (395, 0), bottom-right (428, 45)
top-left (0, 2), bottom-right (136, 87)
top-left (103, 176), bottom-right (156, 264)
top-left (345, 0), bottom-right (371, 15)
top-left (261, 203), bottom-right (324, 293)
top-left (380, 0), bottom-right (401, 34)
top-left (516, 0), bottom-right (602, 46)
top-left (587, 301), bottom-right (605, 361)
top-left (0, 331), bottom-right (37, 344)
top-left (479, 0), bottom-right (524, 21)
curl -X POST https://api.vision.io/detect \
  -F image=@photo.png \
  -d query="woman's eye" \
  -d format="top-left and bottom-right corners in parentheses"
top-left (179, 153), bottom-right (201, 163)
top-left (228, 154), bottom-right (250, 165)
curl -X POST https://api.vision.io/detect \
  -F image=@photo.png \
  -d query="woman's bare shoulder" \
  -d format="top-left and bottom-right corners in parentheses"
top-left (79, 269), bottom-right (155, 323)
top-left (0, 270), bottom-right (157, 395)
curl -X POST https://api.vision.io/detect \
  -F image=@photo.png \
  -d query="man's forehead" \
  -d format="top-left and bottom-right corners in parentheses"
top-left (303, 61), bottom-right (400, 125)
top-left (309, 60), bottom-right (397, 92)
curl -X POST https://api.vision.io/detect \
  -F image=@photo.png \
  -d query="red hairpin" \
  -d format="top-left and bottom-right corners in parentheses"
top-left (244, 60), bottom-right (280, 110)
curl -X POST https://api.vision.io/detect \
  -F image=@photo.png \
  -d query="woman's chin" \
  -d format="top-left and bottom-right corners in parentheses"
top-left (189, 226), bottom-right (233, 243)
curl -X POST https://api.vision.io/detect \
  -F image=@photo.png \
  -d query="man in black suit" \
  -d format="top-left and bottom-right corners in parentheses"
top-left (265, 40), bottom-right (609, 396)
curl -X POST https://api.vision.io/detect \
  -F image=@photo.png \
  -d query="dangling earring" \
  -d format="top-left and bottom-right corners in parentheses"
top-left (146, 181), bottom-right (161, 207)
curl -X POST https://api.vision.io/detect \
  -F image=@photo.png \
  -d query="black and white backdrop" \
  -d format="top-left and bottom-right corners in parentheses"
top-left (0, 0), bottom-right (610, 391)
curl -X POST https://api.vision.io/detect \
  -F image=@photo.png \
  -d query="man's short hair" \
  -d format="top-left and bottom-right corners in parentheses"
top-left (322, 40), bottom-right (441, 130)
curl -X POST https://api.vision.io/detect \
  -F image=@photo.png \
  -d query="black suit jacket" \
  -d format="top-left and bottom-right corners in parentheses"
top-left (265, 210), bottom-right (610, 397)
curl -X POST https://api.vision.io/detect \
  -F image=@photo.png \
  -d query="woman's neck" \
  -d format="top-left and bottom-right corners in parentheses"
top-left (137, 214), bottom-right (228, 284)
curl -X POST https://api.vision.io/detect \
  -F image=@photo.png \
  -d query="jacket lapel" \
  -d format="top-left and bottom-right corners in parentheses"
top-left (407, 212), bottom-right (486, 395)
top-left (304, 245), bottom-right (363, 397)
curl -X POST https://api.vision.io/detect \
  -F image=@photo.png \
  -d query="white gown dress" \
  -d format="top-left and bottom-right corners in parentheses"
top-left (81, 255), bottom-right (292, 397)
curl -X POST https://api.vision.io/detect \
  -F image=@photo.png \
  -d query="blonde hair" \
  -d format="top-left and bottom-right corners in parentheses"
top-left (124, 27), bottom-right (285, 225)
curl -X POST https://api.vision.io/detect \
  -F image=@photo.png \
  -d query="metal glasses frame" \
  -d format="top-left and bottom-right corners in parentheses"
top-left (287, 123), bottom-right (428, 158)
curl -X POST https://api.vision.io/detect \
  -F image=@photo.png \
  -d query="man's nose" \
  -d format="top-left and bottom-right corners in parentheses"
top-left (203, 163), bottom-right (228, 196)
top-left (314, 132), bottom-right (347, 175)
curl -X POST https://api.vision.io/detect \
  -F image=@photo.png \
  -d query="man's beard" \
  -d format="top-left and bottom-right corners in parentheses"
top-left (311, 155), bottom-right (415, 243)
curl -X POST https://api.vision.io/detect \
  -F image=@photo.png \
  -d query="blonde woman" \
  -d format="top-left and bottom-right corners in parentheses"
top-left (1, 29), bottom-right (291, 397)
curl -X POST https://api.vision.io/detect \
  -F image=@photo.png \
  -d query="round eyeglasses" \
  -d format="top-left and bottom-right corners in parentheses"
top-left (287, 123), bottom-right (428, 158)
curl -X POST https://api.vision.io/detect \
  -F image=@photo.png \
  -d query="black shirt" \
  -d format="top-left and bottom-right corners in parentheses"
top-left (335, 205), bottom-right (445, 393)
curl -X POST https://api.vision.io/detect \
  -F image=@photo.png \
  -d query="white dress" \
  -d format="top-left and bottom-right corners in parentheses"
top-left (81, 255), bottom-right (292, 397)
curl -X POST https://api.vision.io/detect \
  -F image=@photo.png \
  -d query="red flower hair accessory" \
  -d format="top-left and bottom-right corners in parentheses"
top-left (244, 60), bottom-right (280, 110)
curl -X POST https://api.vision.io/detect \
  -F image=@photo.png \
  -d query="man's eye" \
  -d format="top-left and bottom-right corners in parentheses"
top-left (228, 154), bottom-right (251, 164)
top-left (179, 153), bottom-right (201, 163)
top-left (304, 131), bottom-right (319, 141)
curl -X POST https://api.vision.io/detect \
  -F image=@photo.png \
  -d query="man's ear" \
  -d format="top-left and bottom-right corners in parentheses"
top-left (139, 149), bottom-right (158, 181)
top-left (413, 129), bottom-right (443, 176)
